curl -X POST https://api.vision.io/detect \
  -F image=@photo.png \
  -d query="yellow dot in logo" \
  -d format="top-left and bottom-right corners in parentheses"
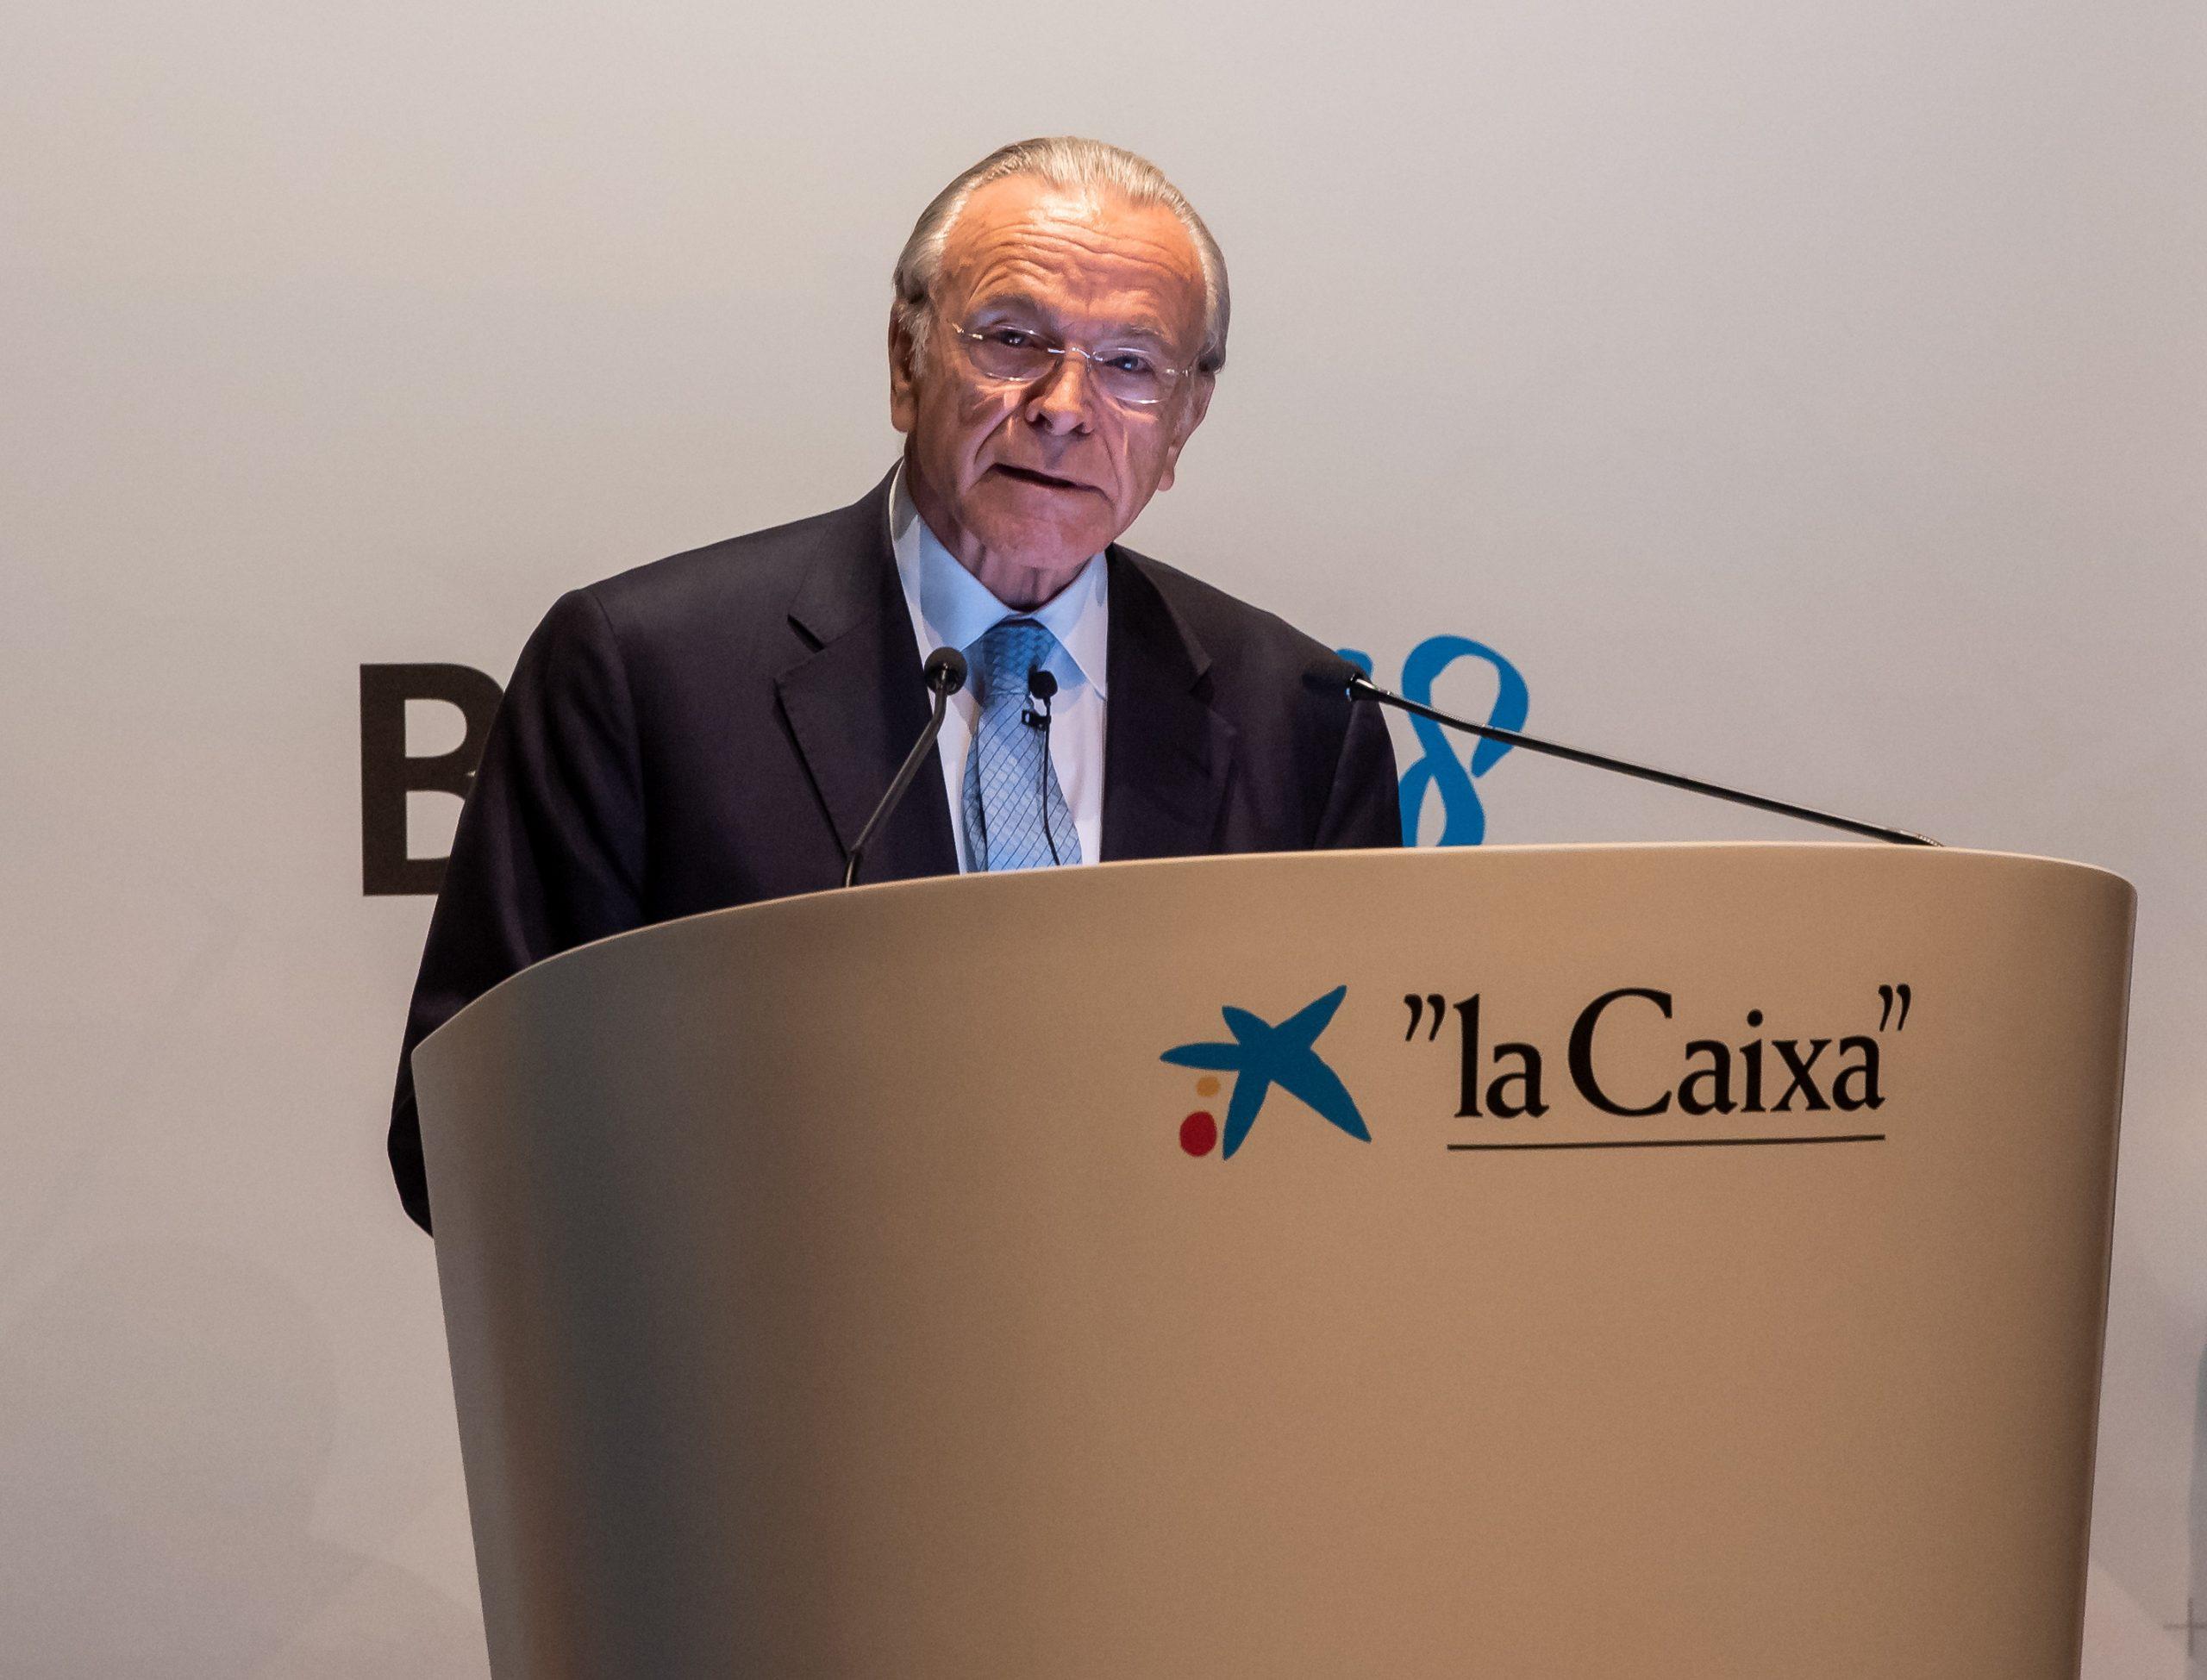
top-left (1195, 1076), bottom-right (1220, 1097)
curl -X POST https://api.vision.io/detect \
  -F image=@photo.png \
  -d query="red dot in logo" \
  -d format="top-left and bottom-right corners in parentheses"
top-left (1180, 1110), bottom-right (1218, 1156)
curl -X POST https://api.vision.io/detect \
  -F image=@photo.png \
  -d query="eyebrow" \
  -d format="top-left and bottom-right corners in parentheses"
top-left (967, 291), bottom-right (1177, 347)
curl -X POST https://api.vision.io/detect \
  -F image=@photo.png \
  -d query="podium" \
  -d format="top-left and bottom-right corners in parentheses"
top-left (414, 844), bottom-right (2134, 1677)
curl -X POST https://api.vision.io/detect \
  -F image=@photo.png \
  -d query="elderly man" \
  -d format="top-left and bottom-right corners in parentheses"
top-left (387, 137), bottom-right (1401, 1232)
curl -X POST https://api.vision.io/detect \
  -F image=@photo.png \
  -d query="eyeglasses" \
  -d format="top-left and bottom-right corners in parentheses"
top-left (950, 322), bottom-right (1195, 408)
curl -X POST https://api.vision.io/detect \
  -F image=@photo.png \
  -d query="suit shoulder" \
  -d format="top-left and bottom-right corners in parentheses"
top-left (1115, 545), bottom-right (1343, 676)
top-left (580, 495), bottom-right (870, 629)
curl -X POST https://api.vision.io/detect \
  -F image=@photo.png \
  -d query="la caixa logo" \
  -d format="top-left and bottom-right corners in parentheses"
top-left (1160, 985), bottom-right (1370, 1159)
top-left (1160, 983), bottom-right (1913, 1159)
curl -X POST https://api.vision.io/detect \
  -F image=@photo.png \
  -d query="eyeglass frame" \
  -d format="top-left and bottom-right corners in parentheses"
top-left (946, 320), bottom-right (1204, 409)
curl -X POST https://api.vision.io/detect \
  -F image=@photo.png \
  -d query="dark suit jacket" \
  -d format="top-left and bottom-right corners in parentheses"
top-left (389, 470), bottom-right (1400, 1231)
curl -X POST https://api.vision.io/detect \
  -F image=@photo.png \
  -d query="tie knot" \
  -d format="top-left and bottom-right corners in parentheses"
top-left (971, 617), bottom-right (1059, 705)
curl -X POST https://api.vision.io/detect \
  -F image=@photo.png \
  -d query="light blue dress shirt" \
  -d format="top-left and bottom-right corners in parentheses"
top-left (887, 465), bottom-right (1110, 871)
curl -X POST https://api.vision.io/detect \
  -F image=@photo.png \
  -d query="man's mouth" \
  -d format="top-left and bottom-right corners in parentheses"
top-left (991, 464), bottom-right (1087, 492)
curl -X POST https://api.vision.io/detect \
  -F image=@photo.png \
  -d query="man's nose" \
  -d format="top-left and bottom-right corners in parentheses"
top-left (1022, 350), bottom-right (1097, 434)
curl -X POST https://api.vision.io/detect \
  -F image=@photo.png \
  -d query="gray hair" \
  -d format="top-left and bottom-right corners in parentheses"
top-left (892, 136), bottom-right (1230, 377)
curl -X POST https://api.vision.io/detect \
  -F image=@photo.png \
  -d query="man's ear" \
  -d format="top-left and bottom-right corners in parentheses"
top-left (1154, 372), bottom-right (1216, 493)
top-left (888, 310), bottom-right (919, 434)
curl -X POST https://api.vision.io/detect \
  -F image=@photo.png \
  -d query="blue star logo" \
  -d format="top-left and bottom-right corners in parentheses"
top-left (1161, 985), bottom-right (1371, 1159)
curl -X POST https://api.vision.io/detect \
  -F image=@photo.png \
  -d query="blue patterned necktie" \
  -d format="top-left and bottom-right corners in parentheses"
top-left (961, 617), bottom-right (1080, 871)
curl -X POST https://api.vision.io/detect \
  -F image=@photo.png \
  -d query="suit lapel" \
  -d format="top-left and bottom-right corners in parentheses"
top-left (773, 472), bottom-right (960, 884)
top-left (1101, 550), bottom-right (1238, 862)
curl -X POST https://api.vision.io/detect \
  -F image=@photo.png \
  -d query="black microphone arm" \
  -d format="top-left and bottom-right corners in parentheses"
top-left (1313, 659), bottom-right (1938, 847)
top-left (843, 646), bottom-right (970, 888)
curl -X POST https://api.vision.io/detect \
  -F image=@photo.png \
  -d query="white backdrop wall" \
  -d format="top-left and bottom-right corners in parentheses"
top-left (4, 0), bottom-right (2202, 1671)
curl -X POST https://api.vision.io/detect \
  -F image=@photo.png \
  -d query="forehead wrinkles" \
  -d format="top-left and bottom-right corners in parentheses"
top-left (945, 200), bottom-right (1203, 329)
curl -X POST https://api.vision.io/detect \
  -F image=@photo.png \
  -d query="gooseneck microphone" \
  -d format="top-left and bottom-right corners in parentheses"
top-left (1022, 667), bottom-right (1061, 865)
top-left (1309, 657), bottom-right (1938, 846)
top-left (842, 646), bottom-right (969, 888)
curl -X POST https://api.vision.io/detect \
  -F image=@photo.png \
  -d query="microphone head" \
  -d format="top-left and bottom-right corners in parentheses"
top-left (1302, 653), bottom-right (1368, 696)
top-left (923, 646), bottom-right (969, 696)
top-left (1026, 667), bottom-right (1059, 702)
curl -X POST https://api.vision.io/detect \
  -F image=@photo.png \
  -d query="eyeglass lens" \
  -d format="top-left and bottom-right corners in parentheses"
top-left (962, 328), bottom-right (1172, 405)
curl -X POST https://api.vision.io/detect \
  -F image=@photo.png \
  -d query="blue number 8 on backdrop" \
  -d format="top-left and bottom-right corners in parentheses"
top-left (1335, 637), bottom-right (1529, 846)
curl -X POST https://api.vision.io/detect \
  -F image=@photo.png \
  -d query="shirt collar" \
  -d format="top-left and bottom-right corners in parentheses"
top-left (890, 464), bottom-right (1110, 698)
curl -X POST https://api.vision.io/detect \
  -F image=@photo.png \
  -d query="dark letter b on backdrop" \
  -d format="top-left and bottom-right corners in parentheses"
top-left (359, 664), bottom-right (503, 896)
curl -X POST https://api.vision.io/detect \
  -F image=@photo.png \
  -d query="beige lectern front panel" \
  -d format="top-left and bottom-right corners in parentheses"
top-left (416, 844), bottom-right (2132, 1678)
